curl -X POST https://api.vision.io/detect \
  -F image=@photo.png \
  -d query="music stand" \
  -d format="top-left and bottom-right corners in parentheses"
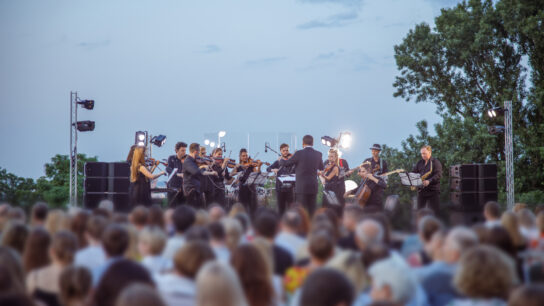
top-left (398, 172), bottom-right (423, 188)
top-left (245, 172), bottom-right (268, 186)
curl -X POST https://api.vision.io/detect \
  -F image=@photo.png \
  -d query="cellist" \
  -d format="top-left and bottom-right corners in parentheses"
top-left (346, 163), bottom-right (387, 213)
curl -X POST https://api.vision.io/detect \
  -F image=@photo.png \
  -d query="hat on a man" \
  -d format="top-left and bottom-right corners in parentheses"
top-left (369, 144), bottom-right (382, 151)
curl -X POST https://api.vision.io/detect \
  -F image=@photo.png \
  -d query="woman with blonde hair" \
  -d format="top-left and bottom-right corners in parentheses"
top-left (320, 149), bottom-right (343, 215)
top-left (129, 146), bottom-right (165, 207)
top-left (501, 211), bottom-right (527, 251)
top-left (196, 261), bottom-right (248, 306)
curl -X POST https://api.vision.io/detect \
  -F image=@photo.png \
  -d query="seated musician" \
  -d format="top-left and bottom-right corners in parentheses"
top-left (231, 148), bottom-right (262, 217)
top-left (345, 163), bottom-right (387, 213)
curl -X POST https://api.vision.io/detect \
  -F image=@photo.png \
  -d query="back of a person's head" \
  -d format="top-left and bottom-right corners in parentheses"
top-left (415, 207), bottom-right (434, 221)
top-left (254, 210), bottom-right (279, 239)
top-left (148, 204), bottom-right (164, 229)
top-left (98, 199), bottom-right (114, 212)
top-left (23, 227), bottom-right (51, 273)
top-left (308, 229), bottom-right (335, 262)
top-left (0, 246), bottom-right (25, 295)
top-left (517, 208), bottom-right (535, 228)
top-left (7, 207), bottom-right (26, 223)
top-left (92, 259), bottom-right (154, 306)
top-left (194, 209), bottom-right (210, 226)
top-left (45, 209), bottom-right (68, 235)
top-left (173, 240), bottom-right (215, 279)
top-left (482, 226), bottom-right (517, 258)
top-left (368, 256), bottom-right (416, 305)
top-left (326, 250), bottom-right (368, 293)
top-left (281, 210), bottom-right (302, 231)
top-left (361, 242), bottom-right (390, 269)
top-left (196, 262), bottom-right (248, 306)
top-left (418, 215), bottom-right (443, 243)
top-left (185, 226), bottom-right (211, 242)
top-left (302, 134), bottom-right (313, 146)
top-left (172, 205), bottom-right (196, 233)
top-left (222, 218), bottom-right (243, 251)
top-left (0, 293), bottom-right (35, 306)
top-left (86, 215), bottom-right (108, 241)
top-left (70, 210), bottom-right (90, 249)
top-left (299, 268), bottom-right (354, 306)
top-left (59, 265), bottom-right (92, 306)
top-left (234, 212), bottom-right (250, 232)
top-left (501, 211), bottom-right (526, 247)
top-left (208, 221), bottom-right (226, 241)
top-left (1, 221), bottom-right (29, 255)
top-left (444, 226), bottom-right (478, 261)
top-left (537, 211), bottom-right (544, 234)
top-left (116, 283), bottom-right (166, 306)
top-left (208, 205), bottom-right (225, 222)
top-left (508, 284), bottom-right (544, 306)
top-left (454, 245), bottom-right (518, 300)
top-left (51, 230), bottom-right (78, 265)
top-left (31, 202), bottom-right (48, 223)
top-left (343, 204), bottom-right (364, 222)
top-left (130, 206), bottom-right (149, 228)
top-left (355, 219), bottom-right (384, 249)
top-left (102, 224), bottom-right (129, 257)
top-left (93, 207), bottom-right (112, 220)
top-left (484, 201), bottom-right (501, 219)
top-left (138, 226), bottom-right (167, 256)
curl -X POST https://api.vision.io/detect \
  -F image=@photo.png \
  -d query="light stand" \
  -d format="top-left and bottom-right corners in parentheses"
top-left (505, 100), bottom-right (514, 210)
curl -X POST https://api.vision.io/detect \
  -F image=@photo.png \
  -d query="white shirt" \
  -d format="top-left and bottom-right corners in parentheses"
top-left (155, 273), bottom-right (196, 306)
top-left (141, 255), bottom-right (172, 274)
top-left (162, 235), bottom-right (186, 260)
top-left (212, 245), bottom-right (231, 263)
top-left (275, 232), bottom-right (306, 259)
top-left (74, 245), bottom-right (106, 271)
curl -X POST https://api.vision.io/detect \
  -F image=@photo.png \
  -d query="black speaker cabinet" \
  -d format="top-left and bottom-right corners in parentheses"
top-left (84, 177), bottom-right (130, 193)
top-left (478, 178), bottom-right (498, 192)
top-left (450, 178), bottom-right (478, 192)
top-left (450, 191), bottom-right (498, 211)
top-left (450, 164), bottom-right (479, 178)
top-left (478, 164), bottom-right (497, 178)
top-left (110, 162), bottom-right (130, 178)
top-left (84, 192), bottom-right (130, 212)
top-left (449, 209), bottom-right (485, 226)
top-left (85, 162), bottom-right (109, 177)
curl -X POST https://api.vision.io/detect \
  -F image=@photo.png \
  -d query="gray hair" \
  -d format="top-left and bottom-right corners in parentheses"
top-left (98, 199), bottom-right (114, 212)
top-left (369, 255), bottom-right (416, 304)
top-left (355, 219), bottom-right (384, 246)
top-left (446, 226), bottom-right (479, 254)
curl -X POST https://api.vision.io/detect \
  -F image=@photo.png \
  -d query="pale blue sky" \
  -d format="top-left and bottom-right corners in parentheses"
top-left (0, 0), bottom-right (461, 179)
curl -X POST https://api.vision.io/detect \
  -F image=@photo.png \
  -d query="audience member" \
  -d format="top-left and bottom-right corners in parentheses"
top-left (162, 205), bottom-right (195, 260)
top-left (45, 209), bottom-right (69, 235)
top-left (30, 202), bottom-right (48, 228)
top-left (327, 250), bottom-right (368, 294)
top-left (367, 256), bottom-right (417, 306)
top-left (139, 226), bottom-right (169, 274)
top-left (299, 268), bottom-right (354, 306)
top-left (501, 211), bottom-right (527, 251)
top-left (116, 283), bottom-right (166, 306)
top-left (355, 219), bottom-right (385, 252)
top-left (208, 221), bottom-right (230, 262)
top-left (2, 221), bottom-right (29, 255)
top-left (253, 210), bottom-right (293, 275)
top-left (22, 227), bottom-right (51, 274)
top-left (130, 205), bottom-right (149, 231)
top-left (483, 201), bottom-right (501, 228)
top-left (196, 261), bottom-right (248, 306)
top-left (0, 246), bottom-right (26, 294)
top-left (222, 217), bottom-right (244, 252)
top-left (92, 224), bottom-right (129, 285)
top-left (59, 266), bottom-right (92, 306)
top-left (338, 204), bottom-right (364, 250)
top-left (148, 204), bottom-right (165, 229)
top-left (208, 204), bottom-right (225, 222)
top-left (275, 209), bottom-right (306, 258)
top-left (517, 208), bottom-right (539, 243)
top-left (508, 284), bottom-right (544, 306)
top-left (407, 215), bottom-right (443, 267)
top-left (74, 215), bottom-right (107, 271)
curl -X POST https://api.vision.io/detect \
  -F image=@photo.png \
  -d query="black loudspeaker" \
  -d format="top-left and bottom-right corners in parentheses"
top-left (478, 178), bottom-right (497, 192)
top-left (84, 192), bottom-right (130, 212)
top-left (450, 164), bottom-right (478, 178)
top-left (450, 178), bottom-right (478, 192)
top-left (479, 164), bottom-right (497, 178)
top-left (110, 162), bottom-right (130, 178)
top-left (84, 177), bottom-right (130, 193)
top-left (449, 209), bottom-right (485, 226)
top-left (450, 191), bottom-right (498, 211)
top-left (85, 162), bottom-right (109, 177)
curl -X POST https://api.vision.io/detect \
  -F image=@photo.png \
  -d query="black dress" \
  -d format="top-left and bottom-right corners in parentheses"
top-left (235, 165), bottom-right (258, 217)
top-left (129, 170), bottom-right (151, 207)
top-left (323, 166), bottom-right (344, 216)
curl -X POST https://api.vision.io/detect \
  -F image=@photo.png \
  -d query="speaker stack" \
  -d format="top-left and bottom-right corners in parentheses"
top-left (83, 162), bottom-right (130, 212)
top-left (449, 164), bottom-right (498, 225)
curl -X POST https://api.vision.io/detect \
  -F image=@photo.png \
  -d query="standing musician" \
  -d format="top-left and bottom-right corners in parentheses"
top-left (166, 142), bottom-right (187, 207)
top-left (129, 146), bottom-right (166, 208)
top-left (199, 146), bottom-right (214, 205)
top-left (345, 163), bottom-right (387, 213)
top-left (208, 147), bottom-right (234, 208)
top-left (182, 143), bottom-right (218, 209)
top-left (412, 145), bottom-right (442, 215)
top-left (267, 143), bottom-right (295, 216)
top-left (231, 148), bottom-right (262, 217)
top-left (325, 151), bottom-right (350, 209)
top-left (363, 144), bottom-right (388, 176)
top-left (320, 149), bottom-right (345, 216)
top-left (279, 135), bottom-right (324, 216)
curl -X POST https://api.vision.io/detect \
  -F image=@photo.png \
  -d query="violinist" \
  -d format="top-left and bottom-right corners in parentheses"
top-left (208, 148), bottom-right (234, 207)
top-left (182, 143), bottom-right (218, 209)
top-left (319, 149), bottom-right (344, 216)
top-left (166, 142), bottom-right (187, 207)
top-left (199, 146), bottom-right (214, 206)
top-left (129, 146), bottom-right (166, 208)
top-left (231, 148), bottom-right (262, 217)
top-left (345, 163), bottom-right (386, 213)
top-left (266, 143), bottom-right (295, 216)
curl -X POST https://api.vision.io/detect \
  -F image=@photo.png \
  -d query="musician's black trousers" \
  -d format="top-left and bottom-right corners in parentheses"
top-left (185, 189), bottom-right (204, 209)
top-left (276, 189), bottom-right (294, 216)
top-left (167, 190), bottom-right (185, 208)
top-left (417, 192), bottom-right (440, 215)
top-left (239, 185), bottom-right (257, 218)
top-left (296, 193), bottom-right (317, 217)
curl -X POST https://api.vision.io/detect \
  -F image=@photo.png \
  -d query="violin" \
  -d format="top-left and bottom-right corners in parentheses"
top-left (214, 158), bottom-right (237, 168)
top-left (240, 158), bottom-right (271, 168)
top-left (146, 158), bottom-right (168, 167)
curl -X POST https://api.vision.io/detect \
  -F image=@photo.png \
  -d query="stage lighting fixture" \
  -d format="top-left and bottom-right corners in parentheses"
top-left (210, 141), bottom-right (216, 148)
top-left (135, 131), bottom-right (147, 147)
top-left (339, 132), bottom-right (352, 149)
top-left (218, 131), bottom-right (226, 138)
top-left (488, 125), bottom-right (505, 135)
top-left (77, 99), bottom-right (94, 110)
top-left (487, 107), bottom-right (504, 118)
top-left (321, 136), bottom-right (337, 147)
top-left (151, 135), bottom-right (166, 147)
top-left (76, 120), bottom-right (95, 132)
top-left (204, 139), bottom-right (210, 145)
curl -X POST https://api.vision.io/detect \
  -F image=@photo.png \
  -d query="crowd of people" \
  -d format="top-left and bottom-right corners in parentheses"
top-left (1, 199), bottom-right (544, 306)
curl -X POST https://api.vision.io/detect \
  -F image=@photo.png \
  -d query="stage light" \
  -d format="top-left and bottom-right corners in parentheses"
top-left (218, 131), bottom-right (226, 138)
top-left (339, 132), bottom-right (352, 149)
top-left (204, 139), bottom-right (210, 145)
top-left (135, 131), bottom-right (147, 147)
top-left (487, 107), bottom-right (504, 118)
top-left (337, 150), bottom-right (343, 158)
top-left (210, 141), bottom-right (216, 148)
top-left (488, 125), bottom-right (505, 135)
top-left (321, 136), bottom-right (337, 147)
top-left (76, 120), bottom-right (95, 132)
top-left (151, 135), bottom-right (166, 147)
top-left (77, 99), bottom-right (94, 110)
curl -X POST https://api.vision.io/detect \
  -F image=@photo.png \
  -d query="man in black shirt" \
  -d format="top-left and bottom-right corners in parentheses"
top-left (347, 163), bottom-right (387, 213)
top-left (166, 142), bottom-right (187, 207)
top-left (412, 145), bottom-right (442, 215)
top-left (267, 143), bottom-right (295, 216)
top-left (183, 143), bottom-right (217, 209)
top-left (363, 144), bottom-right (388, 176)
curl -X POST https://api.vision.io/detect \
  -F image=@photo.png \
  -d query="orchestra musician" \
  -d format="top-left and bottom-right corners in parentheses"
top-left (279, 135), bottom-right (324, 216)
top-left (182, 143), bottom-right (218, 209)
top-left (199, 146), bottom-right (214, 205)
top-left (129, 146), bottom-right (166, 208)
top-left (320, 149), bottom-right (345, 216)
top-left (412, 145), bottom-right (442, 215)
top-left (266, 143), bottom-right (295, 216)
top-left (208, 147), bottom-right (234, 208)
top-left (231, 148), bottom-right (262, 217)
top-left (363, 144), bottom-right (388, 176)
top-left (345, 163), bottom-right (387, 213)
top-left (166, 142), bottom-right (187, 207)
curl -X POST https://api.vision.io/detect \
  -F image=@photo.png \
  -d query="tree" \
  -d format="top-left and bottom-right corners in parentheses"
top-left (0, 167), bottom-right (39, 207)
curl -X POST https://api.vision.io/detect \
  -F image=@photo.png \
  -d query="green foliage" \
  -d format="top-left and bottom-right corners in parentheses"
top-left (0, 167), bottom-right (39, 207)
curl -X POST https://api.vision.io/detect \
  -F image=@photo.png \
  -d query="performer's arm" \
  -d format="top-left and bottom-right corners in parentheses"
top-left (321, 166), bottom-right (339, 181)
top-left (267, 160), bottom-right (280, 173)
top-left (279, 152), bottom-right (298, 167)
top-left (139, 165), bottom-right (165, 180)
top-left (166, 156), bottom-right (175, 174)
top-left (426, 159), bottom-right (442, 184)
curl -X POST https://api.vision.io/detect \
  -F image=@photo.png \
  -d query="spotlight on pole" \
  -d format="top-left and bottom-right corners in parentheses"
top-left (135, 131), bottom-right (147, 147)
top-left (77, 99), bottom-right (94, 110)
top-left (321, 136), bottom-right (337, 147)
top-left (76, 120), bottom-right (95, 132)
top-left (210, 141), bottom-right (216, 148)
top-left (204, 139), bottom-right (210, 146)
top-left (218, 131), bottom-right (226, 138)
top-left (488, 125), bottom-right (505, 135)
top-left (487, 107), bottom-right (504, 118)
top-left (339, 132), bottom-right (352, 149)
top-left (151, 135), bottom-right (167, 147)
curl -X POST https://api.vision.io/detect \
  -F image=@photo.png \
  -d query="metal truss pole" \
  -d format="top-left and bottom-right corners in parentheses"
top-left (69, 92), bottom-right (78, 206)
top-left (505, 100), bottom-right (514, 210)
